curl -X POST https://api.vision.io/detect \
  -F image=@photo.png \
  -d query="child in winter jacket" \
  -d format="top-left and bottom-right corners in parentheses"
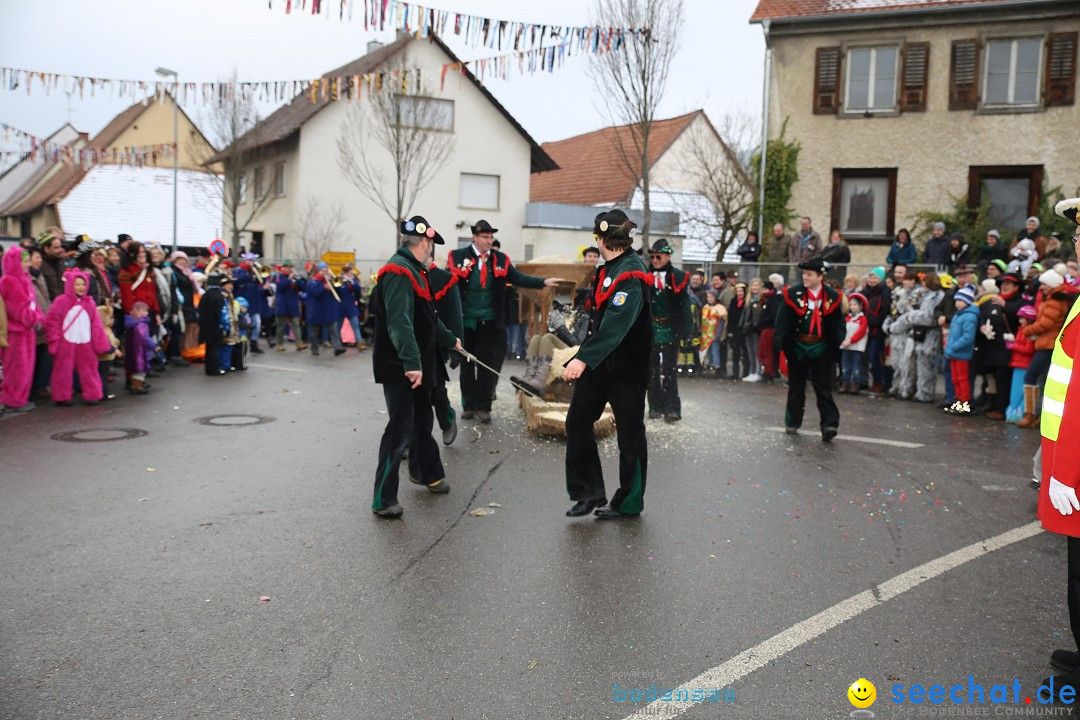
top-left (839, 293), bottom-right (869, 393)
top-left (0, 246), bottom-right (45, 412)
top-left (944, 285), bottom-right (981, 415)
top-left (96, 304), bottom-right (121, 401)
top-left (1006, 304), bottom-right (1037, 422)
top-left (44, 269), bottom-right (113, 405)
top-left (125, 301), bottom-right (152, 395)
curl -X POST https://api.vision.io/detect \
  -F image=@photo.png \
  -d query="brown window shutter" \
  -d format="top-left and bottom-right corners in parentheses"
top-left (900, 42), bottom-right (929, 112)
top-left (1045, 31), bottom-right (1078, 107)
top-left (814, 46), bottom-right (842, 114)
top-left (949, 39), bottom-right (980, 111)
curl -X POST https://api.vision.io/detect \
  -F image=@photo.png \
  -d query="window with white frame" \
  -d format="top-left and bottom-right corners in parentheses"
top-left (274, 233), bottom-right (285, 258)
top-left (238, 174), bottom-right (248, 204)
top-left (395, 95), bottom-right (454, 131)
top-left (254, 167), bottom-right (266, 201)
top-left (844, 46), bottom-right (898, 112)
top-left (275, 161), bottom-right (286, 197)
top-left (984, 38), bottom-right (1042, 106)
top-left (459, 173), bottom-right (500, 210)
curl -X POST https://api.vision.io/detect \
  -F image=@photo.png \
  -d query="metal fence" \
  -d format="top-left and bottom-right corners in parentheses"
top-left (676, 261), bottom-right (945, 285)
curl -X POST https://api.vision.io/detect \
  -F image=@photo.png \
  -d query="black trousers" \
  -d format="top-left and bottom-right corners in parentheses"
top-left (729, 331), bottom-right (749, 378)
top-left (565, 374), bottom-right (647, 514)
top-left (431, 376), bottom-right (456, 431)
top-left (1069, 536), bottom-right (1080, 652)
top-left (461, 323), bottom-right (506, 412)
top-left (204, 340), bottom-right (221, 375)
top-left (647, 342), bottom-right (681, 417)
top-left (373, 384), bottom-right (443, 510)
top-left (785, 352), bottom-right (840, 431)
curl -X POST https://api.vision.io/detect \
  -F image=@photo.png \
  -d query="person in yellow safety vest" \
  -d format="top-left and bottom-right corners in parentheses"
top-left (1037, 198), bottom-right (1080, 690)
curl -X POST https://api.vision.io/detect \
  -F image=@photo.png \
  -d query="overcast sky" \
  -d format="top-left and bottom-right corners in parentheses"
top-left (1, 0), bottom-right (764, 156)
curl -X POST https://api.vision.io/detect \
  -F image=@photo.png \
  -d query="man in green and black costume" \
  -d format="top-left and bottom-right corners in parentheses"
top-left (371, 215), bottom-right (461, 519)
top-left (427, 259), bottom-right (463, 447)
top-left (647, 238), bottom-right (695, 422)
top-left (774, 257), bottom-right (846, 441)
top-left (562, 209), bottom-right (652, 520)
top-left (446, 220), bottom-right (563, 424)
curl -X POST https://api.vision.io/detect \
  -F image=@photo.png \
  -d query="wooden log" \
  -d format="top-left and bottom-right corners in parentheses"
top-left (518, 391), bottom-right (615, 438)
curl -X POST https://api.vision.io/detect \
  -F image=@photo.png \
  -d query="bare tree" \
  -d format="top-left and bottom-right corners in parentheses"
top-left (588, 0), bottom-right (685, 247)
top-left (196, 71), bottom-right (277, 255)
top-left (337, 52), bottom-right (456, 254)
top-left (293, 195), bottom-right (346, 263)
top-left (676, 111), bottom-right (757, 261)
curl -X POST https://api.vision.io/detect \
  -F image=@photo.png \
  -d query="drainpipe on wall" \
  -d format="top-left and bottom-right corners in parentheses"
top-left (757, 19), bottom-right (772, 245)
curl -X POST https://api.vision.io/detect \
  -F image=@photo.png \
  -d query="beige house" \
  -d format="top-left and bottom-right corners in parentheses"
top-left (528, 110), bottom-right (752, 264)
top-left (751, 0), bottom-right (1079, 264)
top-left (0, 94), bottom-right (218, 239)
top-left (215, 34), bottom-right (556, 274)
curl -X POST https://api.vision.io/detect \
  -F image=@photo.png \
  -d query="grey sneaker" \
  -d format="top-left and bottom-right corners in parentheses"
top-left (426, 479), bottom-right (450, 494)
top-left (372, 504), bottom-right (403, 518)
top-left (442, 422), bottom-right (457, 446)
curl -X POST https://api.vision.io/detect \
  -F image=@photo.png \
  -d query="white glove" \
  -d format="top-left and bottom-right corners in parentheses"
top-left (1049, 478), bottom-right (1080, 516)
top-left (1003, 333), bottom-right (1015, 343)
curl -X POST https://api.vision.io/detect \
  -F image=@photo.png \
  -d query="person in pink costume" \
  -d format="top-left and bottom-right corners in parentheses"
top-left (44, 269), bottom-right (112, 405)
top-left (0, 246), bottom-right (45, 411)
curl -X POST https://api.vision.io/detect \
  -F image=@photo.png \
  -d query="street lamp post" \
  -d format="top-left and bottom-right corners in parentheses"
top-left (156, 67), bottom-right (179, 254)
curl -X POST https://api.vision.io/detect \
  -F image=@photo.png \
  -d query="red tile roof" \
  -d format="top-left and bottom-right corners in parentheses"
top-left (0, 164), bottom-right (87, 217)
top-left (211, 34), bottom-right (557, 173)
top-left (751, 0), bottom-right (1029, 22)
top-left (529, 110), bottom-right (701, 206)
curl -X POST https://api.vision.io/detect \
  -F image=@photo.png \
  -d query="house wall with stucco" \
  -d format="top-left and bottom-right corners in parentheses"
top-left (235, 37), bottom-right (533, 279)
top-left (765, 6), bottom-right (1080, 267)
top-left (107, 95), bottom-right (218, 171)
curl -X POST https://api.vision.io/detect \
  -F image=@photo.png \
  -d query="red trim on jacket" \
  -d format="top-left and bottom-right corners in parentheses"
top-left (433, 272), bottom-right (460, 302)
top-left (846, 313), bottom-right (868, 344)
top-left (669, 270), bottom-right (689, 294)
top-left (595, 269), bottom-right (655, 305)
top-left (378, 263), bottom-right (432, 301)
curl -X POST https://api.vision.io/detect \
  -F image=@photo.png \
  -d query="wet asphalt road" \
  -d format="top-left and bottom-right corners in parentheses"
top-left (0, 348), bottom-right (1062, 720)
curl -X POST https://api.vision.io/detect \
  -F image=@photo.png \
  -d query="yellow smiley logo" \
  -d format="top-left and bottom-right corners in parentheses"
top-left (847, 678), bottom-right (876, 709)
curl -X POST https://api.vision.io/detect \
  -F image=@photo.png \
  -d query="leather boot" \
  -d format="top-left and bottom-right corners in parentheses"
top-left (128, 377), bottom-right (149, 395)
top-left (1017, 385), bottom-right (1040, 428)
top-left (510, 356), bottom-right (544, 398)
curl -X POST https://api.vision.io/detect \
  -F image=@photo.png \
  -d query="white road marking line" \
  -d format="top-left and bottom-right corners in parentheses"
top-left (246, 363), bottom-right (307, 373)
top-left (621, 521), bottom-right (1044, 720)
top-left (766, 427), bottom-right (924, 448)
top-left (981, 485), bottom-right (1021, 492)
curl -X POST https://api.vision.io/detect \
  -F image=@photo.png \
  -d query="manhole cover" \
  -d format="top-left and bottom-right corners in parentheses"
top-left (193, 414), bottom-right (276, 427)
top-left (51, 428), bottom-right (149, 443)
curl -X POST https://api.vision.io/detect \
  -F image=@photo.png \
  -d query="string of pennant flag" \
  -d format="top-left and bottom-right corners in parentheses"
top-left (0, 123), bottom-right (176, 168)
top-left (0, 24), bottom-right (628, 107)
top-left (270, 0), bottom-right (647, 53)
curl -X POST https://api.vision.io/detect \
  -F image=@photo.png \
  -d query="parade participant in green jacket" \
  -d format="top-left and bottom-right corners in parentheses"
top-left (774, 257), bottom-right (845, 441)
top-left (371, 215), bottom-right (461, 518)
top-left (646, 238), bottom-right (694, 422)
top-left (563, 209), bottom-right (652, 520)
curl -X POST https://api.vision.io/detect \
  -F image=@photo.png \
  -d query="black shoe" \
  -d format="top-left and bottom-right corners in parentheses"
top-left (822, 426), bottom-right (838, 442)
top-left (334, 348), bottom-right (347, 356)
top-left (648, 411), bottom-right (662, 419)
top-left (1042, 668), bottom-right (1080, 699)
top-left (664, 414), bottom-right (681, 423)
top-left (595, 504), bottom-right (637, 520)
top-left (1052, 650), bottom-right (1080, 672)
top-left (169, 357), bottom-right (191, 367)
top-left (55, 400), bottom-right (74, 407)
top-left (566, 497), bottom-right (606, 517)
top-left (785, 426), bottom-right (798, 435)
top-left (442, 422), bottom-right (457, 446)
top-left (461, 411), bottom-right (475, 420)
top-left (251, 345), bottom-right (265, 355)
top-left (372, 504), bottom-right (403, 518)
top-left (476, 410), bottom-right (492, 424)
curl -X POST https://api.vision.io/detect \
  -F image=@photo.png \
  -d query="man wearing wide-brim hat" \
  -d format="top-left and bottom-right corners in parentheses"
top-left (446, 218), bottom-right (564, 424)
top-left (774, 257), bottom-right (845, 440)
top-left (371, 216), bottom-right (462, 519)
top-left (646, 237), bottom-right (694, 422)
